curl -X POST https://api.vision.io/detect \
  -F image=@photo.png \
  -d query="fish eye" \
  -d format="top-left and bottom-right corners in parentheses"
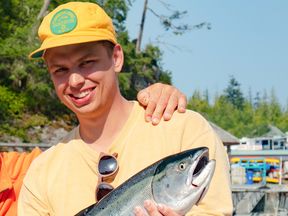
top-left (178, 162), bottom-right (187, 171)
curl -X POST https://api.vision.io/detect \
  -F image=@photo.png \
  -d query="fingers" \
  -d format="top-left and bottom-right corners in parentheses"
top-left (134, 200), bottom-right (161, 216)
top-left (162, 90), bottom-right (184, 121)
top-left (150, 86), bottom-right (171, 125)
top-left (133, 200), bottom-right (181, 216)
top-left (137, 84), bottom-right (162, 123)
top-left (137, 89), bottom-right (150, 107)
top-left (177, 93), bottom-right (187, 113)
top-left (133, 206), bottom-right (146, 216)
top-left (144, 200), bottom-right (161, 216)
top-left (152, 87), bottom-right (187, 124)
top-left (137, 89), bottom-right (158, 123)
top-left (157, 204), bottom-right (181, 216)
top-left (133, 200), bottom-right (161, 216)
top-left (136, 83), bottom-right (187, 125)
top-left (145, 99), bottom-right (158, 124)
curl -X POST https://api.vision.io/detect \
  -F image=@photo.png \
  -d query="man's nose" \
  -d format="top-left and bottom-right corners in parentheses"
top-left (68, 72), bottom-right (85, 88)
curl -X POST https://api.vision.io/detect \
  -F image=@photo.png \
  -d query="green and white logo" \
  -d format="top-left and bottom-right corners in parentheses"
top-left (50, 9), bottom-right (77, 35)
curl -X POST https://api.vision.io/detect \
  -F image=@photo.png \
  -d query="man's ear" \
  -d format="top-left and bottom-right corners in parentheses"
top-left (112, 44), bottom-right (124, 73)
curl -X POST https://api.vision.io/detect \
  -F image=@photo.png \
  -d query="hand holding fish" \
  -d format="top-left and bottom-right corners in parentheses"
top-left (76, 147), bottom-right (215, 216)
top-left (134, 200), bottom-right (182, 216)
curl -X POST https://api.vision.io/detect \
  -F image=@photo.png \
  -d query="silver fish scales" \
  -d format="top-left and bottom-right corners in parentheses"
top-left (76, 147), bottom-right (216, 216)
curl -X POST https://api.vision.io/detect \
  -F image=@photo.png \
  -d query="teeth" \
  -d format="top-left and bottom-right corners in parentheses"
top-left (73, 89), bottom-right (91, 98)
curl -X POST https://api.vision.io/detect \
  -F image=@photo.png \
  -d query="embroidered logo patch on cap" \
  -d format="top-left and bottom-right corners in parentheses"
top-left (50, 9), bottom-right (77, 35)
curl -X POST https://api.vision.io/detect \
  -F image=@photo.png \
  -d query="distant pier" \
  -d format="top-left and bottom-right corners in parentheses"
top-left (232, 184), bottom-right (288, 215)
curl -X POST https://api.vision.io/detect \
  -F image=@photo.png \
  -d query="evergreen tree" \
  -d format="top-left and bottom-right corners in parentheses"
top-left (0, 0), bottom-right (172, 141)
top-left (223, 76), bottom-right (245, 109)
top-left (187, 78), bottom-right (287, 138)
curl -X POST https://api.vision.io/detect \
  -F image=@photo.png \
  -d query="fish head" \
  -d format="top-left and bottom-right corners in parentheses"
top-left (151, 147), bottom-right (216, 215)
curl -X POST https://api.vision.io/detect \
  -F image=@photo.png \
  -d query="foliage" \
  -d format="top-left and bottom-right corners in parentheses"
top-left (0, 0), bottom-right (286, 142)
top-left (0, 0), bottom-right (172, 141)
top-left (223, 76), bottom-right (245, 109)
top-left (0, 86), bottom-right (26, 122)
top-left (188, 77), bottom-right (288, 138)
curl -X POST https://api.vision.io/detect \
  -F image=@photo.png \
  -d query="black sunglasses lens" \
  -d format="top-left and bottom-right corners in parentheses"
top-left (97, 183), bottom-right (114, 201)
top-left (98, 155), bottom-right (117, 175)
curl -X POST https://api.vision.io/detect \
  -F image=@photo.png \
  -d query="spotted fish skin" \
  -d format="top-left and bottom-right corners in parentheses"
top-left (76, 147), bottom-right (216, 216)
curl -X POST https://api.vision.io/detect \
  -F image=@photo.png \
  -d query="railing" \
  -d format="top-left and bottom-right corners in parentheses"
top-left (0, 142), bottom-right (54, 151)
top-left (232, 184), bottom-right (288, 215)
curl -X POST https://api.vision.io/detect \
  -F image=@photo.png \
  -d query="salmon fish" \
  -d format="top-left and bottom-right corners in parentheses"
top-left (76, 147), bottom-right (216, 216)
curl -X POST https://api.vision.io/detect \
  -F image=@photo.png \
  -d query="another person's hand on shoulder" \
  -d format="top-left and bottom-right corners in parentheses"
top-left (137, 83), bottom-right (187, 125)
top-left (134, 200), bottom-right (181, 216)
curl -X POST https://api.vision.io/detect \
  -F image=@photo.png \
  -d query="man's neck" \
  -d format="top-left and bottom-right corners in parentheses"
top-left (77, 96), bottom-right (133, 152)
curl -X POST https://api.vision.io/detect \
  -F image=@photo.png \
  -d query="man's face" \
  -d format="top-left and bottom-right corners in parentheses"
top-left (44, 42), bottom-right (122, 118)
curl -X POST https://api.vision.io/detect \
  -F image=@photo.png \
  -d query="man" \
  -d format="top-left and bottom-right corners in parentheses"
top-left (1, 5), bottom-right (188, 216)
top-left (0, 83), bottom-right (186, 216)
top-left (18, 2), bottom-right (233, 215)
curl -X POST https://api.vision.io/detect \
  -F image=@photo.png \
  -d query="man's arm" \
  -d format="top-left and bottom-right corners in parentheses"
top-left (134, 113), bottom-right (233, 216)
top-left (180, 116), bottom-right (233, 215)
top-left (137, 83), bottom-right (187, 125)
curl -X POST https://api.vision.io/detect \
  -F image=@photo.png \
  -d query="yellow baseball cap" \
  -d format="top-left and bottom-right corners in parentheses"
top-left (30, 2), bottom-right (117, 59)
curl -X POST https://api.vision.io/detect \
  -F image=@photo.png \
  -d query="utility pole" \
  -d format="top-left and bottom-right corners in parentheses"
top-left (37, 0), bottom-right (51, 20)
top-left (136, 0), bottom-right (148, 53)
top-left (29, 0), bottom-right (51, 42)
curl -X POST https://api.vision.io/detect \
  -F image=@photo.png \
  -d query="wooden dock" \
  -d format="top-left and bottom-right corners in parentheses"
top-left (232, 184), bottom-right (288, 215)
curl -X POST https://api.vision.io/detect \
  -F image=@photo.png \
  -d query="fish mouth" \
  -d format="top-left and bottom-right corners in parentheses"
top-left (171, 149), bottom-right (216, 214)
top-left (187, 148), bottom-right (209, 187)
top-left (187, 149), bottom-right (216, 205)
top-left (172, 149), bottom-right (214, 212)
top-left (192, 154), bottom-right (209, 186)
top-left (184, 148), bottom-right (215, 202)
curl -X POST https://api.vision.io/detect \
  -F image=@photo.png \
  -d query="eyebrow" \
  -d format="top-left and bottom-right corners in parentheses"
top-left (77, 52), bottom-right (96, 62)
top-left (47, 52), bottom-right (96, 69)
top-left (47, 62), bottom-right (66, 71)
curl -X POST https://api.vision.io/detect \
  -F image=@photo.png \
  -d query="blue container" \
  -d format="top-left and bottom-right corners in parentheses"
top-left (246, 170), bottom-right (254, 184)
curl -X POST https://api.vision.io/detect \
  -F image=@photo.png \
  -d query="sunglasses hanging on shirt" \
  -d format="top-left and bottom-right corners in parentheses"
top-left (96, 152), bottom-right (119, 201)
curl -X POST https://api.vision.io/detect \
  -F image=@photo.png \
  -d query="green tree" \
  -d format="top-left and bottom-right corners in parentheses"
top-left (269, 89), bottom-right (282, 123)
top-left (187, 77), bottom-right (287, 139)
top-left (187, 90), bottom-right (210, 118)
top-left (278, 109), bottom-right (288, 132)
top-left (0, 0), bottom-right (173, 141)
top-left (223, 76), bottom-right (245, 109)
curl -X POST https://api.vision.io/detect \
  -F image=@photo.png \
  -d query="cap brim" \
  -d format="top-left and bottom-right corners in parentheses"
top-left (29, 31), bottom-right (117, 59)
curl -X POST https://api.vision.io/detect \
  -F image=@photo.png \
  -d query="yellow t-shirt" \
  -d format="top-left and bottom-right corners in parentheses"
top-left (18, 102), bottom-right (233, 216)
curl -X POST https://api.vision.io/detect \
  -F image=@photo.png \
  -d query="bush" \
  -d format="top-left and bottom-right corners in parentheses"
top-left (0, 85), bottom-right (26, 121)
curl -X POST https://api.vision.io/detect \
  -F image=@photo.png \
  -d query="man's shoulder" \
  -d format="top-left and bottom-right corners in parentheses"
top-left (134, 101), bottom-right (208, 124)
top-left (27, 144), bottom-right (60, 173)
top-left (27, 127), bottom-right (78, 170)
top-left (166, 109), bottom-right (210, 127)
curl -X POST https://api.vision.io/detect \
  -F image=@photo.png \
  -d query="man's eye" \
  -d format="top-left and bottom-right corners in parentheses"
top-left (81, 60), bottom-right (94, 67)
top-left (53, 68), bottom-right (68, 75)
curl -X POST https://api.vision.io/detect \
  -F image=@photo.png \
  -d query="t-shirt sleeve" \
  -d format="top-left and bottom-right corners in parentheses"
top-left (18, 183), bottom-right (50, 216)
top-left (180, 113), bottom-right (233, 216)
top-left (17, 152), bottom-right (51, 216)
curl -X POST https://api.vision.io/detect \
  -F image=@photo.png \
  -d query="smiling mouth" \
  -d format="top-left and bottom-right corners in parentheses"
top-left (69, 88), bottom-right (95, 99)
top-left (66, 87), bottom-right (97, 107)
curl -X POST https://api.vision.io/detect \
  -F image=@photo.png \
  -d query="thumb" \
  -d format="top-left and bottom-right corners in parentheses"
top-left (137, 90), bottom-right (150, 106)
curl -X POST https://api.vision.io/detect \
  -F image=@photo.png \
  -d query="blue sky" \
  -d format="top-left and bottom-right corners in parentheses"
top-left (126, 0), bottom-right (288, 107)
